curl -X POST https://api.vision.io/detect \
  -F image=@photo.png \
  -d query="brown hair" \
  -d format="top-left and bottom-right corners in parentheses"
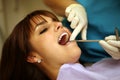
top-left (0, 10), bottom-right (59, 80)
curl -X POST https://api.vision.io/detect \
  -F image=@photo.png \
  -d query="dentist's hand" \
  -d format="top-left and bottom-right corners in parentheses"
top-left (99, 35), bottom-right (120, 60)
top-left (65, 4), bottom-right (88, 40)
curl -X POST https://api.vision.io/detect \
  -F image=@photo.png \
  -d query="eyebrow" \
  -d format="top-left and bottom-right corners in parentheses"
top-left (34, 21), bottom-right (47, 31)
top-left (32, 15), bottom-right (48, 31)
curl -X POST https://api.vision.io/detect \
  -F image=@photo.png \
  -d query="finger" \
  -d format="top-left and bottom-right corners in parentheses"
top-left (103, 48), bottom-right (120, 60)
top-left (105, 35), bottom-right (120, 40)
top-left (99, 40), bottom-right (120, 59)
top-left (81, 25), bottom-right (87, 40)
top-left (70, 22), bottom-right (84, 40)
top-left (107, 40), bottom-right (120, 48)
top-left (65, 6), bottom-right (72, 16)
top-left (67, 10), bottom-right (75, 21)
top-left (99, 40), bottom-right (118, 53)
top-left (70, 16), bottom-right (79, 29)
top-left (70, 28), bottom-right (80, 40)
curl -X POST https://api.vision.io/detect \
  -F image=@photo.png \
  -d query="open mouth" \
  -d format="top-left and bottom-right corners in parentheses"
top-left (58, 32), bottom-right (70, 45)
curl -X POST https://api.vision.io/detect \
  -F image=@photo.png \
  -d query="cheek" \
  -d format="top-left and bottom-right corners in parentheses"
top-left (36, 37), bottom-right (56, 55)
top-left (29, 36), bottom-right (48, 53)
top-left (52, 45), bottom-right (81, 63)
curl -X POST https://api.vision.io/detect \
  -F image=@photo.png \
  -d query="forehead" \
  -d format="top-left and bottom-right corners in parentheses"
top-left (30, 15), bottom-right (52, 28)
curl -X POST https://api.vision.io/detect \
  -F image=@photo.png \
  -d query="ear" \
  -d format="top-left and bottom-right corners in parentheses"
top-left (26, 52), bottom-right (42, 63)
top-left (27, 56), bottom-right (37, 63)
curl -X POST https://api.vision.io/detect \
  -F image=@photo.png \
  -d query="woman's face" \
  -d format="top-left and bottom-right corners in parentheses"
top-left (29, 15), bottom-right (81, 65)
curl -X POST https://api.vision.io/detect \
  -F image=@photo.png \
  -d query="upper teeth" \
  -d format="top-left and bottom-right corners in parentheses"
top-left (58, 32), bottom-right (67, 42)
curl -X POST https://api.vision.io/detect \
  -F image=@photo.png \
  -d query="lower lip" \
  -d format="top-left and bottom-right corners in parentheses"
top-left (65, 41), bottom-right (77, 45)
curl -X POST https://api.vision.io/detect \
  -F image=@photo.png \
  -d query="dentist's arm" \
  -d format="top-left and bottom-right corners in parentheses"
top-left (43, 0), bottom-right (77, 16)
top-left (99, 35), bottom-right (120, 60)
top-left (43, 0), bottom-right (88, 40)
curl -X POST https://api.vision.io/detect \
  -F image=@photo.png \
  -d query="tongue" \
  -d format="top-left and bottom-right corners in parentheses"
top-left (59, 35), bottom-right (67, 45)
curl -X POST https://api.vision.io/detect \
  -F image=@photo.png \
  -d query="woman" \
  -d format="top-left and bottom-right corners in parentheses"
top-left (0, 10), bottom-right (120, 80)
top-left (0, 10), bottom-right (81, 80)
top-left (43, 0), bottom-right (120, 63)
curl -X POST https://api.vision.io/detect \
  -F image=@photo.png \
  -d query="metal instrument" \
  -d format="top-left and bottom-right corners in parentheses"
top-left (71, 27), bottom-right (120, 42)
top-left (71, 40), bottom-right (100, 42)
top-left (115, 27), bottom-right (120, 41)
top-left (115, 27), bottom-right (120, 51)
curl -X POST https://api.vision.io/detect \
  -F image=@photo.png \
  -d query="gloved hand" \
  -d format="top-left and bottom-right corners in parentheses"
top-left (99, 35), bottom-right (120, 60)
top-left (65, 4), bottom-right (88, 40)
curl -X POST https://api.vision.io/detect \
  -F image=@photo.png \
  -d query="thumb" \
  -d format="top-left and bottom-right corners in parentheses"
top-left (65, 5), bottom-right (72, 17)
top-left (70, 25), bottom-right (82, 40)
top-left (81, 25), bottom-right (87, 40)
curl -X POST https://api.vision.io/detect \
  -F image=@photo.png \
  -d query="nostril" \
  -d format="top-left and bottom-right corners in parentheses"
top-left (57, 26), bottom-right (61, 30)
top-left (55, 22), bottom-right (63, 31)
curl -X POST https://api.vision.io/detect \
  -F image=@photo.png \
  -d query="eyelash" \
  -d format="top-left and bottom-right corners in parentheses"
top-left (39, 28), bottom-right (48, 34)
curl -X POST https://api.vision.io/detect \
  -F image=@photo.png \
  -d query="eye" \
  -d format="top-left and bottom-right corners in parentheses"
top-left (39, 28), bottom-right (48, 34)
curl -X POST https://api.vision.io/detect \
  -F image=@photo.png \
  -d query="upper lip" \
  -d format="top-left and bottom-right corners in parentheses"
top-left (58, 31), bottom-right (70, 45)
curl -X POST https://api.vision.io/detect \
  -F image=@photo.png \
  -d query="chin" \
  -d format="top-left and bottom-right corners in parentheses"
top-left (71, 47), bottom-right (81, 63)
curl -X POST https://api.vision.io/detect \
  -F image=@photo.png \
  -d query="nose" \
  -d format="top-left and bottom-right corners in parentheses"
top-left (54, 22), bottom-right (63, 31)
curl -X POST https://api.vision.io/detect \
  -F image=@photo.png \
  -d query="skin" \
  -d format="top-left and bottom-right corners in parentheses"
top-left (27, 15), bottom-right (81, 80)
top-left (43, 0), bottom-right (78, 16)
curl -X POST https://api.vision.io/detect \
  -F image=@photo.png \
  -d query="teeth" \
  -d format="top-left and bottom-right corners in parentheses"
top-left (58, 32), bottom-right (67, 42)
top-left (58, 32), bottom-right (70, 45)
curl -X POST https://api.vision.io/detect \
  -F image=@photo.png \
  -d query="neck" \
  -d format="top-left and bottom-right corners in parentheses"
top-left (37, 62), bottom-right (61, 80)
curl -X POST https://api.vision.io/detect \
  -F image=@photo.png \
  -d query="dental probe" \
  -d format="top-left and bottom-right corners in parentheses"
top-left (70, 40), bottom-right (100, 42)
top-left (115, 27), bottom-right (119, 41)
top-left (115, 27), bottom-right (120, 51)
top-left (70, 27), bottom-right (120, 43)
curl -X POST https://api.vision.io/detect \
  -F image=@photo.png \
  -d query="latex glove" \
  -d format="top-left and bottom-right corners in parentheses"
top-left (65, 4), bottom-right (88, 40)
top-left (99, 35), bottom-right (120, 60)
